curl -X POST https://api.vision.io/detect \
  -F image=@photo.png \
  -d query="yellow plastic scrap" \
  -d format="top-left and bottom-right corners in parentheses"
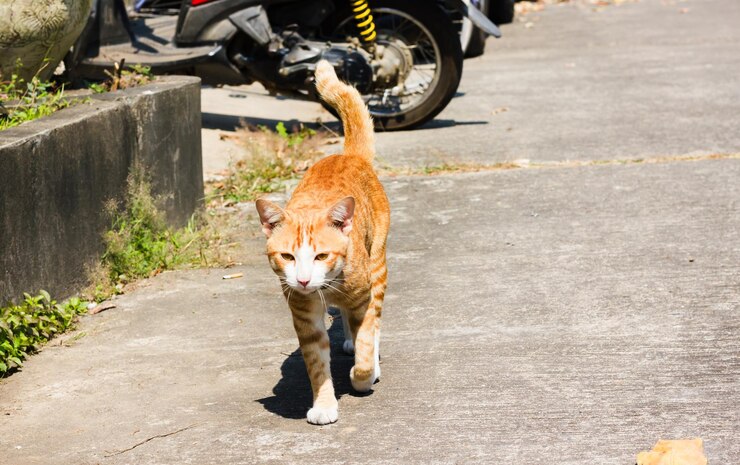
top-left (637, 439), bottom-right (707, 465)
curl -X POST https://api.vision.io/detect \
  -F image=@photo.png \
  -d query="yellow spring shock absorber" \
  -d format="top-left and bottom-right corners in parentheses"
top-left (351, 0), bottom-right (377, 43)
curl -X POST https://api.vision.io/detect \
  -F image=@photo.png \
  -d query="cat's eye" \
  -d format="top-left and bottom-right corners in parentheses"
top-left (281, 253), bottom-right (295, 261)
top-left (315, 253), bottom-right (329, 261)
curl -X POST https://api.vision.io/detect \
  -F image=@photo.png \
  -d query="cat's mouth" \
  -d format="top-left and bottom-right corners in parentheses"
top-left (293, 283), bottom-right (326, 295)
top-left (291, 282), bottom-right (334, 296)
top-left (295, 287), bottom-right (316, 295)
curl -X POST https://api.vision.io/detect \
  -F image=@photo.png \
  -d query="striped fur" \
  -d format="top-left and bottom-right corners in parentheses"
top-left (255, 60), bottom-right (390, 425)
top-left (314, 60), bottom-right (375, 162)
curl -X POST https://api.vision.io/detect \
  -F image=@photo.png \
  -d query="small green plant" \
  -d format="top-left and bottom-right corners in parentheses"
top-left (275, 121), bottom-right (316, 147)
top-left (128, 64), bottom-right (152, 77)
top-left (88, 82), bottom-right (107, 94)
top-left (0, 291), bottom-right (88, 375)
top-left (0, 74), bottom-right (75, 131)
top-left (208, 123), bottom-right (325, 203)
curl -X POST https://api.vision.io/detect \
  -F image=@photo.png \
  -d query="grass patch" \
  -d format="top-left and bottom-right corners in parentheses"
top-left (87, 171), bottom-right (234, 302)
top-left (0, 291), bottom-right (87, 375)
top-left (0, 74), bottom-right (77, 131)
top-left (377, 153), bottom-right (740, 177)
top-left (88, 63), bottom-right (154, 94)
top-left (207, 122), bottom-right (328, 204)
top-left (103, 174), bottom-right (190, 279)
top-left (378, 161), bottom-right (523, 177)
top-left (1, 61), bottom-right (154, 131)
top-left (419, 161), bottom-right (521, 175)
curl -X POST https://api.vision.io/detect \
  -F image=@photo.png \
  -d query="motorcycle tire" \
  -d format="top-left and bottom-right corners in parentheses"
top-left (327, 0), bottom-right (463, 131)
top-left (463, 0), bottom-right (489, 58)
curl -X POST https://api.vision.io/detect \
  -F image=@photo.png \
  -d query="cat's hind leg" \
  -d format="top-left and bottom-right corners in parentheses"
top-left (374, 324), bottom-right (381, 381)
top-left (339, 307), bottom-right (355, 355)
top-left (348, 302), bottom-right (380, 393)
top-left (348, 263), bottom-right (386, 392)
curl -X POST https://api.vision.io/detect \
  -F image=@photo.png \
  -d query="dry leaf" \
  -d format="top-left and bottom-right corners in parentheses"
top-left (90, 302), bottom-right (117, 315)
top-left (637, 439), bottom-right (707, 465)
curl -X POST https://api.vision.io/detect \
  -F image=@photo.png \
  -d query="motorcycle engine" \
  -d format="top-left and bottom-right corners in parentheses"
top-left (276, 34), bottom-right (412, 98)
top-left (278, 38), bottom-right (374, 94)
top-left (339, 52), bottom-right (373, 94)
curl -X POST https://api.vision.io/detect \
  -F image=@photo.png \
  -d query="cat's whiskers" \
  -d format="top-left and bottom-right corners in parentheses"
top-left (318, 288), bottom-right (328, 312)
top-left (278, 277), bottom-right (295, 306)
top-left (322, 281), bottom-right (350, 298)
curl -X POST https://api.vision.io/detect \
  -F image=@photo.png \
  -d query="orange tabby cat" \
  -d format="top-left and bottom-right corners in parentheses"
top-left (255, 60), bottom-right (390, 425)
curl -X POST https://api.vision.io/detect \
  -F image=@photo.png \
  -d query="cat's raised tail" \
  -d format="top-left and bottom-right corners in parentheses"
top-left (314, 60), bottom-right (375, 162)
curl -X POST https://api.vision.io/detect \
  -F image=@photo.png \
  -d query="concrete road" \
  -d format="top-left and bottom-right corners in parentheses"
top-left (373, 0), bottom-right (740, 167)
top-left (2, 0), bottom-right (739, 463)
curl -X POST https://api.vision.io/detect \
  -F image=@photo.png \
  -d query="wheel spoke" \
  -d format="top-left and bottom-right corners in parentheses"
top-left (332, 7), bottom-right (443, 119)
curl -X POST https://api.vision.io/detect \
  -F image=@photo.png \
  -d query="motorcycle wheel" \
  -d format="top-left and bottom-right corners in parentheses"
top-left (330, 0), bottom-right (463, 131)
top-left (460, 0), bottom-right (489, 58)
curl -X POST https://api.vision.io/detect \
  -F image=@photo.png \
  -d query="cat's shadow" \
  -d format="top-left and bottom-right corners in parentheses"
top-left (256, 308), bottom-right (367, 420)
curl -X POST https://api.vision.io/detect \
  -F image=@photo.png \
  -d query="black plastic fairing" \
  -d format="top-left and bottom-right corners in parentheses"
top-left (176, 0), bottom-right (304, 44)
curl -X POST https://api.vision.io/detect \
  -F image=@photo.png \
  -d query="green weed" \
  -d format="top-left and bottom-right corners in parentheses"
top-left (207, 123), bottom-right (326, 204)
top-left (1, 60), bottom-right (154, 131)
top-left (100, 175), bottom-right (194, 289)
top-left (0, 291), bottom-right (88, 375)
top-left (88, 82), bottom-right (107, 94)
top-left (0, 74), bottom-right (75, 131)
top-left (88, 172), bottom-right (233, 302)
top-left (99, 63), bottom-right (154, 92)
top-left (275, 121), bottom-right (316, 147)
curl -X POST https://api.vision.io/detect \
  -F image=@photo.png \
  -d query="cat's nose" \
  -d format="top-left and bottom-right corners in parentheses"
top-left (297, 279), bottom-right (310, 288)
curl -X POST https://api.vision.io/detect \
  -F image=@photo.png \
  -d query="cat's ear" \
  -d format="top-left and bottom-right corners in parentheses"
top-left (328, 196), bottom-right (355, 236)
top-left (255, 199), bottom-right (285, 237)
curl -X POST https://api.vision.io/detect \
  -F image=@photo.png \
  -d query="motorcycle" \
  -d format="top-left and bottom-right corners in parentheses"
top-left (66, 0), bottom-right (501, 130)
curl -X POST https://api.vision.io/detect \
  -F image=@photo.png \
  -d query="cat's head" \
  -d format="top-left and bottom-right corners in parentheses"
top-left (255, 197), bottom-right (354, 295)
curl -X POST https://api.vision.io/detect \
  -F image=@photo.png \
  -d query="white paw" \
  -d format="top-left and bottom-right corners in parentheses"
top-left (342, 339), bottom-right (355, 355)
top-left (306, 405), bottom-right (338, 425)
top-left (350, 366), bottom-right (378, 393)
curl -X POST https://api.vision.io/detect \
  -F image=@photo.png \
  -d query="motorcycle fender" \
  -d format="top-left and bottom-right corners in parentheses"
top-left (229, 6), bottom-right (273, 46)
top-left (198, 19), bottom-right (238, 43)
top-left (447, 0), bottom-right (502, 38)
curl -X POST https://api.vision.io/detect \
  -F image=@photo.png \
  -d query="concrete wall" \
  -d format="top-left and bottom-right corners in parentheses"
top-left (0, 76), bottom-right (204, 303)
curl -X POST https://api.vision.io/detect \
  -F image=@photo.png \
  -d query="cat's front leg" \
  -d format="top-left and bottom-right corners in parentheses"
top-left (290, 303), bottom-right (338, 425)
